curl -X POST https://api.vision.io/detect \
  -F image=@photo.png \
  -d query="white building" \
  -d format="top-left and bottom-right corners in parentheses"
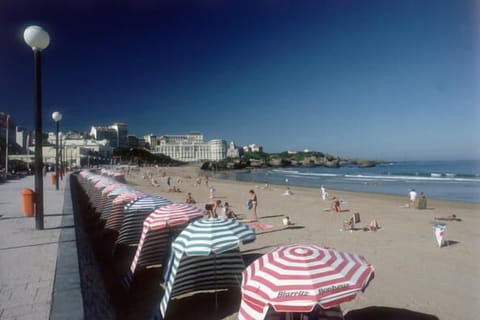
top-left (35, 134), bottom-right (113, 168)
top-left (90, 122), bottom-right (128, 148)
top-left (151, 133), bottom-right (227, 162)
top-left (243, 144), bottom-right (263, 153)
top-left (226, 141), bottom-right (241, 158)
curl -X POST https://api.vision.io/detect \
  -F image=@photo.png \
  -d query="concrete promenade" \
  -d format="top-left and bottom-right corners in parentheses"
top-left (0, 173), bottom-right (73, 320)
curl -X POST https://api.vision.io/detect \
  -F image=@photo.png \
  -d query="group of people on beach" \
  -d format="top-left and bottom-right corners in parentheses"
top-left (200, 189), bottom-right (258, 221)
top-left (408, 188), bottom-right (428, 209)
top-left (204, 200), bottom-right (239, 219)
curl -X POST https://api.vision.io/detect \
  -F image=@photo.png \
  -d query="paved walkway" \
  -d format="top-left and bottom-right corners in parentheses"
top-left (0, 173), bottom-right (68, 320)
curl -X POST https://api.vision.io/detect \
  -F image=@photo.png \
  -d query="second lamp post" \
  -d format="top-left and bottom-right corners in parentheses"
top-left (52, 111), bottom-right (62, 190)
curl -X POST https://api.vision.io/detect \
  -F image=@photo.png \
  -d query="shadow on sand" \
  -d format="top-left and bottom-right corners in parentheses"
top-left (345, 306), bottom-right (439, 320)
top-left (256, 225), bottom-right (305, 236)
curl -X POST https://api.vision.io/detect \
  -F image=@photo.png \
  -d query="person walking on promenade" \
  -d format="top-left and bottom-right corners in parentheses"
top-left (248, 189), bottom-right (258, 222)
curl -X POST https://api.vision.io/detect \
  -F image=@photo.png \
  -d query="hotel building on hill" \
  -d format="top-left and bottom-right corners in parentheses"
top-left (145, 132), bottom-right (227, 162)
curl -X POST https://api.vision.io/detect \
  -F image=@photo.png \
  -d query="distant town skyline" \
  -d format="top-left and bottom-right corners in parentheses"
top-left (1, 0), bottom-right (479, 161)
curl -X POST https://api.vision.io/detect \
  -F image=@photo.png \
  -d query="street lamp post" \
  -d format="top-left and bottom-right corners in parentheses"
top-left (4, 114), bottom-right (9, 178)
top-left (59, 133), bottom-right (64, 180)
top-left (52, 112), bottom-right (62, 190)
top-left (24, 26), bottom-right (50, 230)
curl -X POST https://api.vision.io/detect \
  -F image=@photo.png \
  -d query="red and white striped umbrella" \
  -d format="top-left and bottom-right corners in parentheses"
top-left (129, 203), bottom-right (205, 275)
top-left (238, 244), bottom-right (374, 320)
top-left (99, 185), bottom-right (136, 221)
top-left (97, 183), bottom-right (128, 214)
top-left (91, 177), bottom-right (118, 212)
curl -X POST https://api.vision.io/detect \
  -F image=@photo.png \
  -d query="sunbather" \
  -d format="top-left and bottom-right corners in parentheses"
top-left (434, 214), bottom-right (462, 221)
top-left (222, 202), bottom-right (238, 219)
top-left (282, 216), bottom-right (295, 226)
top-left (184, 192), bottom-right (196, 204)
top-left (151, 178), bottom-right (160, 187)
top-left (363, 219), bottom-right (380, 232)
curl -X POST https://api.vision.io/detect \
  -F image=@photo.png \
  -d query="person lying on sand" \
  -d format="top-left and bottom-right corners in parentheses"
top-left (363, 219), bottom-right (380, 232)
top-left (434, 214), bottom-right (462, 222)
top-left (168, 186), bottom-right (182, 193)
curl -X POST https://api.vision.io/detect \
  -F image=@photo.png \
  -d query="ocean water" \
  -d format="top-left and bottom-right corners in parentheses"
top-left (213, 160), bottom-right (480, 203)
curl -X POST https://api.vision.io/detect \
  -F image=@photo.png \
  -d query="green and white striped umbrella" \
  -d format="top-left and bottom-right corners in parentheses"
top-left (160, 218), bottom-right (256, 317)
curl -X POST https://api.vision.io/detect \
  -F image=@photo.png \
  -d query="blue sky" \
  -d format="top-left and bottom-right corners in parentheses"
top-left (1, 0), bottom-right (479, 161)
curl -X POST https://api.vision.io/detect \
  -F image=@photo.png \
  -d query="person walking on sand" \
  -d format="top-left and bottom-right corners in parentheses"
top-left (321, 185), bottom-right (328, 200)
top-left (409, 189), bottom-right (417, 207)
top-left (331, 197), bottom-right (341, 213)
top-left (248, 190), bottom-right (258, 221)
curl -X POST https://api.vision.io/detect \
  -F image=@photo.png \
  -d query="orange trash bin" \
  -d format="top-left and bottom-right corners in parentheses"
top-left (21, 188), bottom-right (35, 217)
top-left (51, 173), bottom-right (56, 185)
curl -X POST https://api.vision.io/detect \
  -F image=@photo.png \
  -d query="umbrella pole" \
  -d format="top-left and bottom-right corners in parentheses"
top-left (214, 253), bottom-right (218, 312)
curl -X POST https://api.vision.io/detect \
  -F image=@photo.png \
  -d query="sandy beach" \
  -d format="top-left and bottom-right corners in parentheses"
top-left (124, 164), bottom-right (480, 320)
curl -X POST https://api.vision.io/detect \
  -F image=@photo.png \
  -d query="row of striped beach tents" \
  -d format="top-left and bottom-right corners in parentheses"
top-left (76, 169), bottom-right (375, 320)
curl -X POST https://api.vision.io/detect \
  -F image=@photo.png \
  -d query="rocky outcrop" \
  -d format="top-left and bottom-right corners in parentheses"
top-left (201, 153), bottom-right (382, 171)
top-left (324, 159), bottom-right (340, 168)
top-left (357, 160), bottom-right (377, 168)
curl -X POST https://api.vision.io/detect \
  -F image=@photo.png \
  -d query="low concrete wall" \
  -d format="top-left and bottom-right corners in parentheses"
top-left (50, 176), bottom-right (83, 319)
top-left (50, 173), bottom-right (115, 320)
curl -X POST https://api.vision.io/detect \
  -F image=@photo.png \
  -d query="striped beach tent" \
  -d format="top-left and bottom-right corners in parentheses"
top-left (78, 170), bottom-right (96, 189)
top-left (91, 177), bottom-right (118, 213)
top-left (129, 203), bottom-right (205, 275)
top-left (159, 218), bottom-right (256, 317)
top-left (97, 183), bottom-right (129, 215)
top-left (115, 196), bottom-right (173, 246)
top-left (99, 185), bottom-right (136, 221)
top-left (238, 244), bottom-right (374, 320)
top-left (85, 174), bottom-right (103, 199)
top-left (104, 190), bottom-right (146, 231)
